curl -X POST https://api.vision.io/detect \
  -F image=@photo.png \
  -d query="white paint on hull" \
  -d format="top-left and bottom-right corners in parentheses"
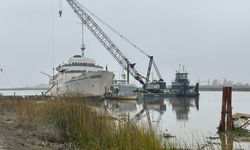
top-left (50, 71), bottom-right (114, 97)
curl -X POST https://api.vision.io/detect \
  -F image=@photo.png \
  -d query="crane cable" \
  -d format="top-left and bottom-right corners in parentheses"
top-left (59, 0), bottom-right (63, 17)
top-left (78, 3), bottom-right (164, 80)
top-left (62, 1), bottom-right (163, 80)
top-left (78, 3), bottom-right (151, 58)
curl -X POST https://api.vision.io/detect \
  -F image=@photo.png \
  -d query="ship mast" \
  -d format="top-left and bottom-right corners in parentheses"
top-left (81, 22), bottom-right (85, 56)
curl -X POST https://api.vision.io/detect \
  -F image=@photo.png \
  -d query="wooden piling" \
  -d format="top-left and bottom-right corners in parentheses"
top-left (226, 87), bottom-right (233, 131)
top-left (218, 87), bottom-right (233, 132)
top-left (218, 88), bottom-right (227, 132)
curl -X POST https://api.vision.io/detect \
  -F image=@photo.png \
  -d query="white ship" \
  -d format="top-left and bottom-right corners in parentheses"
top-left (49, 55), bottom-right (114, 97)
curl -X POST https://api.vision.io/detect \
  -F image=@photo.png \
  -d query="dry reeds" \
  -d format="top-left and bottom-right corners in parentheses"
top-left (0, 97), bottom-right (167, 150)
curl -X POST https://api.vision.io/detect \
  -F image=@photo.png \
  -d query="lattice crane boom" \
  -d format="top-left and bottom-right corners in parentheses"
top-left (65, 0), bottom-right (145, 85)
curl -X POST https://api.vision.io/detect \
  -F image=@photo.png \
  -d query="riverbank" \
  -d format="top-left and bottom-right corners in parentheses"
top-left (0, 108), bottom-right (65, 149)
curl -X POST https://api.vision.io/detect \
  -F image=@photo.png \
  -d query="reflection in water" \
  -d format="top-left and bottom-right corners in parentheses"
top-left (104, 100), bottom-right (137, 113)
top-left (219, 134), bottom-right (233, 150)
top-left (103, 98), bottom-right (199, 126)
top-left (135, 99), bottom-right (166, 129)
top-left (104, 99), bottom-right (167, 129)
top-left (167, 97), bottom-right (199, 121)
top-left (100, 92), bottom-right (250, 148)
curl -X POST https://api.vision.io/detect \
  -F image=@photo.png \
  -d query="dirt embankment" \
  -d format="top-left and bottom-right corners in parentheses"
top-left (0, 113), bottom-right (65, 150)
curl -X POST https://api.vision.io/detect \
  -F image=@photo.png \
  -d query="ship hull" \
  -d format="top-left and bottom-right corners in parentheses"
top-left (50, 71), bottom-right (114, 97)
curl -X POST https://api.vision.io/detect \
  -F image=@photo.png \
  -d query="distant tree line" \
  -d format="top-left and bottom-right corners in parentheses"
top-left (211, 79), bottom-right (250, 87)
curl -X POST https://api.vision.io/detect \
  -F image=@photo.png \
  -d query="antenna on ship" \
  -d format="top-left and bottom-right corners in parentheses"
top-left (53, 67), bottom-right (55, 84)
top-left (81, 22), bottom-right (85, 56)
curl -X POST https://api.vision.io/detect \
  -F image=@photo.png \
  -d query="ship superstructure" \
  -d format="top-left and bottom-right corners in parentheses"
top-left (171, 66), bottom-right (199, 97)
top-left (49, 55), bottom-right (114, 97)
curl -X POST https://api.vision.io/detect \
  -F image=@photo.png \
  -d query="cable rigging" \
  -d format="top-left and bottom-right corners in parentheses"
top-left (75, 3), bottom-right (163, 81)
top-left (58, 0), bottom-right (166, 91)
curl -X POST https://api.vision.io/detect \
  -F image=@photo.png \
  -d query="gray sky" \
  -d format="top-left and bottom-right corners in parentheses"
top-left (0, 0), bottom-right (250, 88)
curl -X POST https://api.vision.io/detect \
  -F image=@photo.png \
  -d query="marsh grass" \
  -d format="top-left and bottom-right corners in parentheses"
top-left (0, 97), bottom-right (168, 150)
top-left (2, 97), bottom-right (240, 149)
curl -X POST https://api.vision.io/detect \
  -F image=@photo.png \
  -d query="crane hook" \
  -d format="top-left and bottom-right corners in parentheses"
top-left (59, 10), bottom-right (62, 17)
top-left (59, 0), bottom-right (63, 17)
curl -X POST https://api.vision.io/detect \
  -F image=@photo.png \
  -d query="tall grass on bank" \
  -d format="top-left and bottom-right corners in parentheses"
top-left (0, 97), bottom-right (168, 150)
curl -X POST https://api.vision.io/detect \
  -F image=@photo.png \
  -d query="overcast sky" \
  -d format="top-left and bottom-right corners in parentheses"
top-left (0, 0), bottom-right (250, 88)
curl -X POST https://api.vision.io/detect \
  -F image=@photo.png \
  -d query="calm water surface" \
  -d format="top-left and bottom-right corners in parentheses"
top-left (105, 91), bottom-right (250, 148)
top-left (0, 90), bottom-right (44, 96)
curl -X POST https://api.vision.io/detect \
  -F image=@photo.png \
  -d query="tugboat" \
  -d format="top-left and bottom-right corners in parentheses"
top-left (138, 65), bottom-right (199, 99)
top-left (170, 65), bottom-right (199, 97)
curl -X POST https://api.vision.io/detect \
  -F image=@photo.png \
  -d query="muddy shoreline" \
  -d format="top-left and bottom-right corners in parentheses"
top-left (0, 110), bottom-right (65, 149)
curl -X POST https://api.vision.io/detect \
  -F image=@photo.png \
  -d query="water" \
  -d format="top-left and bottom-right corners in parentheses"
top-left (0, 90), bottom-right (44, 96)
top-left (105, 91), bottom-right (250, 148)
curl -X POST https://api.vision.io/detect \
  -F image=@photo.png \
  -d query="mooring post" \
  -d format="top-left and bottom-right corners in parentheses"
top-left (218, 87), bottom-right (227, 132)
top-left (226, 87), bottom-right (233, 131)
top-left (218, 87), bottom-right (234, 132)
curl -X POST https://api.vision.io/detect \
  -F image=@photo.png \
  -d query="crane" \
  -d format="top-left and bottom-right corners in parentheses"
top-left (76, 3), bottom-right (164, 85)
top-left (64, 0), bottom-right (145, 85)
top-left (62, 0), bottom-right (166, 90)
top-left (144, 56), bottom-right (165, 91)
